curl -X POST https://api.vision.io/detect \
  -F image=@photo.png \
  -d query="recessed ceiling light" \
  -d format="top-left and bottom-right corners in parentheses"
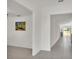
top-left (58, 0), bottom-right (64, 2)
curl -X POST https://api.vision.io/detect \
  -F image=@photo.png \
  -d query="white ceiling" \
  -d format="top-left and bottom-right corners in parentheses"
top-left (14, 0), bottom-right (58, 8)
top-left (7, 0), bottom-right (72, 16)
top-left (7, 0), bottom-right (32, 17)
top-left (14, 0), bottom-right (72, 7)
top-left (22, 0), bottom-right (56, 7)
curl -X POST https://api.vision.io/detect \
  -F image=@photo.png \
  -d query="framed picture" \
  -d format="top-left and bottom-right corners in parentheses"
top-left (15, 21), bottom-right (26, 31)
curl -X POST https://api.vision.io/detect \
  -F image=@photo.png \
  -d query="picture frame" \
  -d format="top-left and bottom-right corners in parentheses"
top-left (15, 21), bottom-right (26, 31)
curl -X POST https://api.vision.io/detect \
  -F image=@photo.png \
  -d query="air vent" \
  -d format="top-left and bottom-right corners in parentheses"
top-left (58, 0), bottom-right (64, 2)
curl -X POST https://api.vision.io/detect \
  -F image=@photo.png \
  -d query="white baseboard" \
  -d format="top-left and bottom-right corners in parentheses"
top-left (51, 35), bottom-right (60, 48)
top-left (7, 44), bottom-right (32, 49)
top-left (32, 49), bottom-right (40, 56)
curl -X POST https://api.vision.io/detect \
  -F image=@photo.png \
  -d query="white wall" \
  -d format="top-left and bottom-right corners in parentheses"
top-left (40, 0), bottom-right (72, 50)
top-left (9, 0), bottom-right (72, 56)
top-left (32, 8), bottom-right (42, 56)
top-left (32, 9), bottom-right (40, 56)
top-left (51, 13), bottom-right (72, 47)
top-left (40, 9), bottom-right (51, 51)
top-left (7, 16), bottom-right (32, 49)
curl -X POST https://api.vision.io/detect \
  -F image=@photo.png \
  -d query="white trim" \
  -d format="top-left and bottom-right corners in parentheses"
top-left (7, 44), bottom-right (32, 49)
top-left (51, 35), bottom-right (60, 48)
top-left (32, 49), bottom-right (40, 56)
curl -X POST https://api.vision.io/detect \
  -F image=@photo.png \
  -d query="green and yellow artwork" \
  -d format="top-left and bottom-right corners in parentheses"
top-left (15, 22), bottom-right (26, 31)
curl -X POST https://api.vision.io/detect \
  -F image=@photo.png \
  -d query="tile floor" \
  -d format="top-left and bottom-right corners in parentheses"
top-left (7, 37), bottom-right (72, 59)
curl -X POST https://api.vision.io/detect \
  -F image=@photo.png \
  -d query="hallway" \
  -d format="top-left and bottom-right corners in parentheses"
top-left (7, 37), bottom-right (72, 59)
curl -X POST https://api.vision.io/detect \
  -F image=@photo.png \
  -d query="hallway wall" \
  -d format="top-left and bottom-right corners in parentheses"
top-left (32, 8), bottom-right (42, 56)
top-left (51, 13), bottom-right (72, 47)
top-left (40, 10), bottom-right (50, 51)
top-left (40, 0), bottom-right (72, 50)
top-left (7, 15), bottom-right (32, 49)
top-left (51, 15), bottom-right (60, 47)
